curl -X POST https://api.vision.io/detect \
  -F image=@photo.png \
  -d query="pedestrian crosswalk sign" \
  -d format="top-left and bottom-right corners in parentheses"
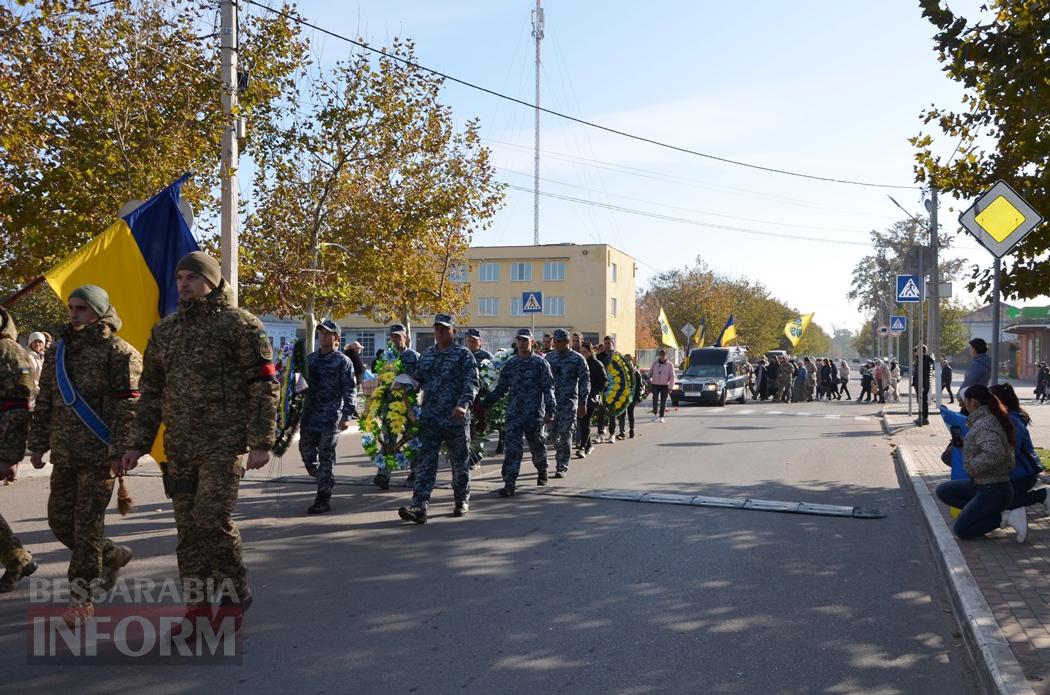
top-left (896, 275), bottom-right (922, 303)
top-left (890, 315), bottom-right (907, 333)
top-left (522, 292), bottom-right (543, 313)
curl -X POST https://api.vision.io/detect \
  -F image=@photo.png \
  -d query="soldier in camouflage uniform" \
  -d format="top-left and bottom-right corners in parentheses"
top-left (465, 328), bottom-right (492, 471)
top-left (397, 314), bottom-right (478, 524)
top-left (28, 286), bottom-right (141, 625)
top-left (373, 323), bottom-right (420, 490)
top-left (777, 355), bottom-right (793, 403)
top-left (118, 252), bottom-right (277, 629)
top-left (299, 319), bottom-right (357, 515)
top-left (544, 328), bottom-right (589, 477)
top-left (485, 328), bottom-right (555, 496)
top-left (0, 308), bottom-right (38, 592)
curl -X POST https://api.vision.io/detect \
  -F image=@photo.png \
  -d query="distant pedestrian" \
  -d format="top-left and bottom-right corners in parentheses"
top-left (24, 331), bottom-right (45, 385)
top-left (838, 359), bottom-right (852, 400)
top-left (941, 359), bottom-right (954, 402)
top-left (958, 338), bottom-right (992, 410)
top-left (577, 342), bottom-right (607, 457)
top-left (648, 349), bottom-right (674, 421)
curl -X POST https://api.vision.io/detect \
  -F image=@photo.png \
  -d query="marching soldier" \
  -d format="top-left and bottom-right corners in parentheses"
top-left (397, 315), bottom-right (478, 524)
top-left (0, 308), bottom-right (38, 592)
top-left (544, 329), bottom-right (589, 476)
top-left (28, 286), bottom-right (141, 625)
top-left (118, 252), bottom-right (277, 631)
top-left (777, 355), bottom-right (793, 403)
top-left (486, 329), bottom-right (555, 496)
top-left (465, 328), bottom-right (492, 364)
top-left (465, 328), bottom-right (492, 471)
top-left (299, 320), bottom-right (357, 515)
top-left (373, 323), bottom-right (420, 490)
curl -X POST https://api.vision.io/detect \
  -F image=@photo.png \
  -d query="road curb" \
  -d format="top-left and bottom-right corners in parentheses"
top-left (892, 439), bottom-right (1035, 695)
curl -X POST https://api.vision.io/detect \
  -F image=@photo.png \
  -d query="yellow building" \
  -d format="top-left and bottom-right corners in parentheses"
top-left (332, 243), bottom-right (637, 357)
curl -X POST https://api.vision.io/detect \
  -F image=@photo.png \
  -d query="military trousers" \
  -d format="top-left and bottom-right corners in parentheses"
top-left (0, 409), bottom-right (30, 465)
top-left (299, 428), bottom-right (339, 494)
top-left (168, 456), bottom-right (248, 607)
top-left (502, 417), bottom-right (548, 488)
top-left (47, 462), bottom-right (117, 593)
top-left (550, 408), bottom-right (578, 469)
top-left (413, 423), bottom-right (470, 510)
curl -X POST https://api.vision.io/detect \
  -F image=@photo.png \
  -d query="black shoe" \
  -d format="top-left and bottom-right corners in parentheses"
top-left (498, 486), bottom-right (516, 497)
top-left (615, 433), bottom-right (625, 441)
top-left (0, 558), bottom-right (37, 593)
top-left (537, 471), bottom-right (548, 486)
top-left (372, 474), bottom-right (390, 490)
top-left (554, 470), bottom-right (566, 479)
top-left (584, 443), bottom-right (593, 455)
top-left (575, 449), bottom-right (586, 459)
top-left (406, 472), bottom-right (416, 485)
top-left (308, 491), bottom-right (331, 514)
top-left (453, 501), bottom-right (469, 517)
top-left (398, 505), bottom-right (428, 524)
top-left (629, 430), bottom-right (635, 439)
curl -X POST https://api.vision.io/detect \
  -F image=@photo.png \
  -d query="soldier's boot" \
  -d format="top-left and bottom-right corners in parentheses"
top-left (537, 470), bottom-right (548, 486)
top-left (304, 462), bottom-right (319, 478)
top-left (307, 491), bottom-right (331, 515)
top-left (99, 545), bottom-right (133, 592)
top-left (406, 472), bottom-right (415, 485)
top-left (213, 587), bottom-right (252, 634)
top-left (397, 505), bottom-right (427, 524)
top-left (453, 500), bottom-right (469, 517)
top-left (629, 429), bottom-right (635, 439)
top-left (372, 474), bottom-right (390, 490)
top-left (62, 601), bottom-right (94, 629)
top-left (497, 485), bottom-right (516, 497)
top-left (0, 557), bottom-right (37, 593)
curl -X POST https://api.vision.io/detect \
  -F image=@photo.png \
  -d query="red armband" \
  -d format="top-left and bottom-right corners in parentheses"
top-left (259, 363), bottom-right (276, 378)
top-left (115, 390), bottom-right (141, 400)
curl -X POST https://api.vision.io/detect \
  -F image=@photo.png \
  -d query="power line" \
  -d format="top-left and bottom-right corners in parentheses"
top-left (243, 0), bottom-right (922, 191)
top-left (499, 167), bottom-right (873, 234)
top-left (502, 184), bottom-right (872, 247)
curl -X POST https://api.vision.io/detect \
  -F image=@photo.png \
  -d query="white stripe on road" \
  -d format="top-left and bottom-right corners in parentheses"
top-left (768, 411), bottom-right (784, 415)
top-left (824, 414), bottom-right (841, 419)
top-left (737, 409), bottom-right (755, 415)
top-left (854, 416), bottom-right (873, 421)
top-left (795, 412), bottom-right (811, 417)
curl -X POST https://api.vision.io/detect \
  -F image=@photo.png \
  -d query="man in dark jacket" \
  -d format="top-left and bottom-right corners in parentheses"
top-left (941, 359), bottom-right (954, 402)
top-left (577, 342), bottom-right (607, 458)
top-left (300, 320), bottom-right (357, 514)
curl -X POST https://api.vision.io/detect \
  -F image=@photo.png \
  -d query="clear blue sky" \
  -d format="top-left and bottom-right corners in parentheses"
top-left (268, 0), bottom-right (1013, 334)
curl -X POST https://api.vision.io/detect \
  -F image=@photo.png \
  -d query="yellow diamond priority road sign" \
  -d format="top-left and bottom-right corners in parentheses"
top-left (959, 180), bottom-right (1043, 258)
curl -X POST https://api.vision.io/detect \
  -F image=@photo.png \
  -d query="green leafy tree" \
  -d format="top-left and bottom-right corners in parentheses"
top-left (0, 0), bottom-right (307, 288)
top-left (240, 39), bottom-right (502, 347)
top-left (912, 0), bottom-right (1049, 299)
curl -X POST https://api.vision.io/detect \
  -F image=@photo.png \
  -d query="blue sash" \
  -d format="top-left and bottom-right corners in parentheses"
top-left (55, 339), bottom-right (111, 446)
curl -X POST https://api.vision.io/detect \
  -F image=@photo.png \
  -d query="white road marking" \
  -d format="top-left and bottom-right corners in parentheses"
top-left (824, 414), bottom-right (841, 419)
top-left (854, 416), bottom-right (873, 421)
top-left (737, 409), bottom-right (755, 415)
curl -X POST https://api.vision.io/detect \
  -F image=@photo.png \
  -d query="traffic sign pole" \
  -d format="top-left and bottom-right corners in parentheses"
top-left (931, 185), bottom-right (941, 409)
top-left (908, 303), bottom-right (913, 417)
top-left (991, 258), bottom-right (1001, 386)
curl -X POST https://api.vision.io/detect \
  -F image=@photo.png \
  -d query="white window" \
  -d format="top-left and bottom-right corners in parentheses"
top-left (547, 296), bottom-right (565, 316)
top-left (510, 297), bottom-right (523, 316)
top-left (543, 262), bottom-right (565, 281)
top-left (511, 262), bottom-right (532, 281)
top-left (610, 297), bottom-right (618, 317)
top-left (611, 262), bottom-right (618, 283)
top-left (479, 263), bottom-right (499, 282)
top-left (478, 297), bottom-right (499, 316)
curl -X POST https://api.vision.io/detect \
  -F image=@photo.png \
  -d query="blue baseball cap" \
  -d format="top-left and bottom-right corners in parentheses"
top-left (317, 319), bottom-right (340, 335)
top-left (433, 313), bottom-right (455, 328)
top-left (465, 328), bottom-right (481, 338)
top-left (389, 324), bottom-right (407, 336)
top-left (552, 328), bottom-right (569, 340)
top-left (516, 328), bottom-right (533, 340)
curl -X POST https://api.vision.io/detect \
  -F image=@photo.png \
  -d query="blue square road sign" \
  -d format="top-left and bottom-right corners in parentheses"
top-left (896, 275), bottom-right (923, 303)
top-left (522, 292), bottom-right (543, 313)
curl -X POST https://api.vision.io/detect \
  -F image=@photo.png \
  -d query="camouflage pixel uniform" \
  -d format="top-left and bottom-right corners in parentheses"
top-left (410, 343), bottom-right (479, 510)
top-left (28, 307), bottom-right (141, 593)
top-left (777, 359), bottom-right (793, 403)
top-left (487, 353), bottom-right (556, 488)
top-left (128, 283), bottom-right (277, 607)
top-left (376, 344), bottom-right (421, 485)
top-left (544, 348), bottom-right (589, 473)
top-left (299, 348), bottom-right (356, 495)
top-left (0, 308), bottom-right (36, 573)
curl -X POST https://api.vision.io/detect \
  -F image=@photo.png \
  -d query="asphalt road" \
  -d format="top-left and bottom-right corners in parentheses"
top-left (0, 394), bottom-right (978, 695)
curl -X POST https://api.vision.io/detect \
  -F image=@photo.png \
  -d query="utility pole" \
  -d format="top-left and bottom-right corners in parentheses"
top-left (991, 258), bottom-right (1002, 385)
top-left (531, 0), bottom-right (543, 246)
top-left (220, 0), bottom-right (240, 305)
top-left (917, 241), bottom-right (925, 425)
top-left (929, 185), bottom-right (941, 407)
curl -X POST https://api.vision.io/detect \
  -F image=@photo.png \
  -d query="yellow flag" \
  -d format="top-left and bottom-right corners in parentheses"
top-left (657, 308), bottom-right (679, 350)
top-left (784, 312), bottom-right (815, 347)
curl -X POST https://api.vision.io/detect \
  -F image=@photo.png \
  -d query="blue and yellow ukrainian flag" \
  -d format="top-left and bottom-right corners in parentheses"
top-left (43, 174), bottom-right (199, 351)
top-left (715, 315), bottom-right (737, 347)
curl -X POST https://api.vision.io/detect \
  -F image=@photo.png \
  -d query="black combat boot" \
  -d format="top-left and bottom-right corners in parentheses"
top-left (497, 485), bottom-right (516, 497)
top-left (537, 470), bottom-right (548, 486)
top-left (453, 500), bottom-right (469, 517)
top-left (398, 505), bottom-right (427, 524)
top-left (307, 491), bottom-right (331, 514)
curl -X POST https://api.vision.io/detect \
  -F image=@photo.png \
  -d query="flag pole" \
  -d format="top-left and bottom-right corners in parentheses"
top-left (1, 276), bottom-right (45, 309)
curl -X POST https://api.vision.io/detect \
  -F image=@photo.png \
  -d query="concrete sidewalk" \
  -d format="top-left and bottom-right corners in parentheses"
top-left (886, 400), bottom-right (1050, 695)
